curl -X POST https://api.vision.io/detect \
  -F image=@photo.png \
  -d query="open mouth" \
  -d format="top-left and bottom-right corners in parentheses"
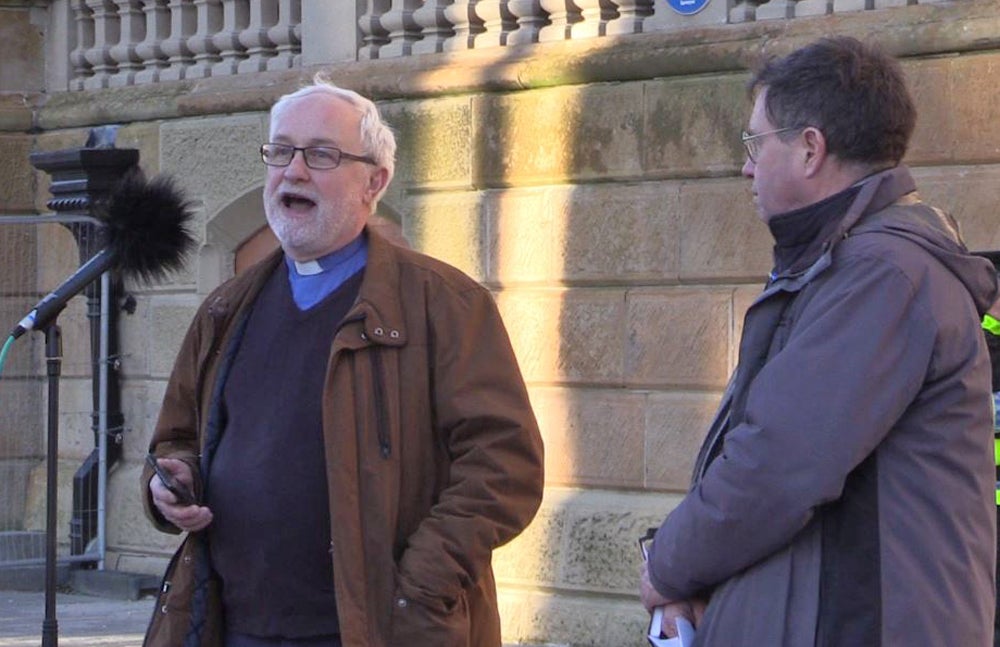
top-left (281, 192), bottom-right (317, 211)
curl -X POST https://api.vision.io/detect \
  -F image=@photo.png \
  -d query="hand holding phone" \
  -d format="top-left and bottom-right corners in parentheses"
top-left (146, 453), bottom-right (196, 506)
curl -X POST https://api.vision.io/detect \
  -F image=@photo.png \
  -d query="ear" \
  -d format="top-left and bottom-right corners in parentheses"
top-left (363, 167), bottom-right (390, 204)
top-left (801, 127), bottom-right (827, 178)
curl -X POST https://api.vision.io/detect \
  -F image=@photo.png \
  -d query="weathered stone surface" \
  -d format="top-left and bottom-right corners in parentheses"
top-left (404, 190), bottom-right (488, 281)
top-left (161, 114), bottom-right (268, 221)
top-left (0, 380), bottom-right (43, 458)
top-left (475, 84), bottom-right (644, 186)
top-left (0, 7), bottom-right (43, 94)
top-left (0, 135), bottom-right (36, 212)
top-left (499, 588), bottom-right (652, 646)
top-left (911, 165), bottom-right (1000, 252)
top-left (531, 387), bottom-right (645, 488)
top-left (0, 458), bottom-right (36, 529)
top-left (493, 501), bottom-right (566, 586)
top-left (677, 178), bottom-right (771, 281)
top-left (950, 54), bottom-right (1000, 164)
top-left (495, 182), bottom-right (681, 285)
top-left (625, 288), bottom-right (732, 388)
top-left (643, 74), bottom-right (747, 178)
top-left (496, 288), bottom-right (626, 385)
top-left (147, 296), bottom-right (203, 378)
top-left (645, 392), bottom-right (721, 490)
top-left (906, 58), bottom-right (955, 166)
top-left (380, 96), bottom-right (473, 189)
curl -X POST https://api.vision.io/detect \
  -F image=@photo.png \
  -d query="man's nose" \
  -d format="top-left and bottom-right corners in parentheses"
top-left (284, 149), bottom-right (311, 177)
top-left (741, 158), bottom-right (755, 178)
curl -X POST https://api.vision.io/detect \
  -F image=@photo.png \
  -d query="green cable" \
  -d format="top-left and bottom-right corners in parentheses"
top-left (983, 314), bottom-right (1000, 336)
top-left (0, 335), bottom-right (13, 378)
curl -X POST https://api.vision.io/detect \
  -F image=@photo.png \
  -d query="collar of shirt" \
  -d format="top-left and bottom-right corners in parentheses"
top-left (285, 234), bottom-right (368, 311)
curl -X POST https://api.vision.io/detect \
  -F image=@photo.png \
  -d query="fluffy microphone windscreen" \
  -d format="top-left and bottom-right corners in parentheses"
top-left (97, 168), bottom-right (197, 284)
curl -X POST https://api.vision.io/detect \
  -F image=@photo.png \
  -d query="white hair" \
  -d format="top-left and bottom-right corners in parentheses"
top-left (270, 74), bottom-right (397, 205)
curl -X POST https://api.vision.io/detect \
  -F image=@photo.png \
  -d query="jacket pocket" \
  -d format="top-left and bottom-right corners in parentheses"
top-left (387, 585), bottom-right (470, 647)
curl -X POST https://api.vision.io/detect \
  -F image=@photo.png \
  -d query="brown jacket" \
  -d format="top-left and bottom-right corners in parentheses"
top-left (142, 228), bottom-right (545, 647)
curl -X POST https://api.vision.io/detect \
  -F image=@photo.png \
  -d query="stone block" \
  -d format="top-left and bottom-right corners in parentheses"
top-left (0, 224), bottom-right (37, 300)
top-left (161, 114), bottom-right (268, 220)
top-left (562, 506), bottom-right (667, 594)
top-left (120, 382), bottom-right (167, 461)
top-left (910, 165), bottom-right (1000, 252)
top-left (643, 75), bottom-right (747, 178)
top-left (0, 459), bottom-right (37, 528)
top-left (500, 590), bottom-right (647, 647)
top-left (625, 288), bottom-right (731, 388)
top-left (404, 190), bottom-right (488, 281)
top-left (0, 93), bottom-right (34, 131)
top-left (494, 182), bottom-right (681, 285)
top-left (530, 387), bottom-right (645, 488)
top-left (831, 0), bottom-right (868, 10)
top-left (905, 58), bottom-right (955, 166)
top-left (677, 178), bottom-right (772, 281)
top-left (380, 96), bottom-right (473, 189)
top-left (115, 121), bottom-right (162, 176)
top-left (54, 377), bottom-right (103, 461)
top-left (119, 294), bottom-right (153, 377)
top-left (486, 187), bottom-right (554, 284)
top-left (0, 135), bottom-right (36, 212)
top-left (0, 8), bottom-right (43, 93)
top-left (645, 392), bottom-right (721, 490)
top-left (493, 501), bottom-right (566, 587)
top-left (496, 288), bottom-right (626, 385)
top-left (22, 459), bottom-right (79, 542)
top-left (0, 298), bottom-right (44, 376)
top-left (147, 295), bottom-right (202, 378)
top-left (0, 380), bottom-right (43, 458)
top-left (496, 487), bottom-right (683, 644)
top-left (474, 84), bottom-right (644, 186)
top-left (951, 54), bottom-right (1000, 164)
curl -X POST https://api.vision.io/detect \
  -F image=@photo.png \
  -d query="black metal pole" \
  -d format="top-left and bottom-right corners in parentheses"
top-left (41, 323), bottom-right (62, 647)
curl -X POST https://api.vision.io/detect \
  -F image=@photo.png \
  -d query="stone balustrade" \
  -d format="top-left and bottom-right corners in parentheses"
top-left (66, 0), bottom-right (948, 90)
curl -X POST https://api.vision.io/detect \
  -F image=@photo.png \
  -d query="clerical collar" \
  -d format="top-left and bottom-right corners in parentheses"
top-left (285, 234), bottom-right (367, 310)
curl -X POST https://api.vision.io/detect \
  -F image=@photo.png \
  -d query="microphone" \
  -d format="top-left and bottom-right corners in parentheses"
top-left (9, 169), bottom-right (196, 340)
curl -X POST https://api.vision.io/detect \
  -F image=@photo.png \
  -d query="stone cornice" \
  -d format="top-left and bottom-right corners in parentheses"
top-left (22, 0), bottom-right (1000, 133)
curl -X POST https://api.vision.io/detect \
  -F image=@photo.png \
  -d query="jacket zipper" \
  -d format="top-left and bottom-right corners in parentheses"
top-left (371, 347), bottom-right (391, 458)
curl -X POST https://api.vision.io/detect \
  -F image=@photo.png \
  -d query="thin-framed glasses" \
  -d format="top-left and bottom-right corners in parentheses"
top-left (260, 143), bottom-right (377, 170)
top-left (740, 127), bottom-right (800, 163)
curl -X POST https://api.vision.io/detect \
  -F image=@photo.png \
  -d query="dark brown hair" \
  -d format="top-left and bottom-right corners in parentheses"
top-left (749, 36), bottom-right (916, 166)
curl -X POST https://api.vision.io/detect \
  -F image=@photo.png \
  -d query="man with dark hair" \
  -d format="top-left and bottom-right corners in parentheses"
top-left (640, 37), bottom-right (997, 646)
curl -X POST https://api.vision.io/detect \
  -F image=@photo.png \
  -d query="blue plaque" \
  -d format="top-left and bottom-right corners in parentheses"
top-left (666, 0), bottom-right (710, 15)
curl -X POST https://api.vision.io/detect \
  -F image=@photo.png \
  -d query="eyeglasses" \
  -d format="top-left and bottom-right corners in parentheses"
top-left (740, 127), bottom-right (800, 163)
top-left (260, 143), bottom-right (377, 170)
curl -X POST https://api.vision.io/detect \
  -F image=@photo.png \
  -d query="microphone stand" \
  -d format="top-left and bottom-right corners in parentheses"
top-left (41, 322), bottom-right (62, 647)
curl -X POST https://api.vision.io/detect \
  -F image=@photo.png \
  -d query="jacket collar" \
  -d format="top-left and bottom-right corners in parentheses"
top-left (767, 165), bottom-right (917, 286)
top-left (347, 226), bottom-right (408, 347)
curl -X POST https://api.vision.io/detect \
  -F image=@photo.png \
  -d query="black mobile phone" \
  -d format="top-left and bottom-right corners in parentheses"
top-left (145, 453), bottom-right (196, 506)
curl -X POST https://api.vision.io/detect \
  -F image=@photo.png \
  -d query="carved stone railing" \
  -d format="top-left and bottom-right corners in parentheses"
top-left (63, 0), bottom-right (950, 90)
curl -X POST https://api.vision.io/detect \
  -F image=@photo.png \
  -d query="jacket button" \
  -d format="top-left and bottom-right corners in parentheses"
top-left (390, 330), bottom-right (399, 339)
top-left (183, 555), bottom-right (192, 564)
top-left (161, 605), bottom-right (168, 614)
top-left (396, 598), bottom-right (408, 608)
top-left (374, 327), bottom-right (384, 336)
top-left (361, 332), bottom-right (368, 341)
